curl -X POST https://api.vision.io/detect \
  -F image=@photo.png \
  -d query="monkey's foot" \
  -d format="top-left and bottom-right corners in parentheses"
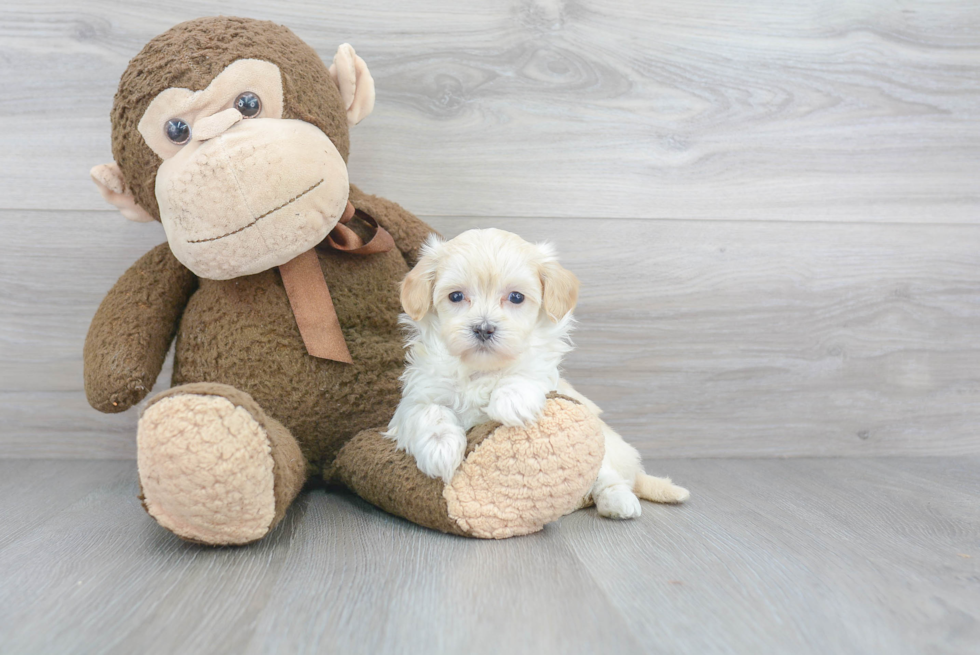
top-left (337, 394), bottom-right (605, 539)
top-left (137, 383), bottom-right (305, 545)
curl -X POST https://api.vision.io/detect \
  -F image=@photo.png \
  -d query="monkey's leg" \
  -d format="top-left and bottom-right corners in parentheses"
top-left (334, 394), bottom-right (604, 539)
top-left (137, 383), bottom-right (307, 545)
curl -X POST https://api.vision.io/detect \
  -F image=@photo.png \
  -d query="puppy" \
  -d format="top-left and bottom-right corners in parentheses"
top-left (385, 229), bottom-right (689, 519)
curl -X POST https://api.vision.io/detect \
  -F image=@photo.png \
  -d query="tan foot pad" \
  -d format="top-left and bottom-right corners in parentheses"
top-left (444, 396), bottom-right (604, 539)
top-left (137, 393), bottom-right (276, 545)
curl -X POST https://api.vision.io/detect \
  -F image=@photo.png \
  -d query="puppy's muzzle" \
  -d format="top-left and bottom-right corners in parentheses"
top-left (472, 320), bottom-right (496, 343)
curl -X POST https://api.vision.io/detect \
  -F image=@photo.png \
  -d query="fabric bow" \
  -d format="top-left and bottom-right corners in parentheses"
top-left (278, 201), bottom-right (395, 363)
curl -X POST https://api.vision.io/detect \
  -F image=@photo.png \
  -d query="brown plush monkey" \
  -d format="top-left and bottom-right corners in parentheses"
top-left (86, 16), bottom-right (603, 544)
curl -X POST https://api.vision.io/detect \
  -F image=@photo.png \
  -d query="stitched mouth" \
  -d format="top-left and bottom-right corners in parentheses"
top-left (186, 178), bottom-right (324, 244)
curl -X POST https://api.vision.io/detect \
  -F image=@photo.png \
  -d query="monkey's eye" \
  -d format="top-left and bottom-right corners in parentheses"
top-left (164, 118), bottom-right (191, 145)
top-left (509, 292), bottom-right (525, 304)
top-left (449, 291), bottom-right (465, 303)
top-left (235, 92), bottom-right (262, 118)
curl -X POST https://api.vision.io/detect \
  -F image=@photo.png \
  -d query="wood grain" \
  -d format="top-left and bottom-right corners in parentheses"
top-left (0, 459), bottom-right (131, 550)
top-left (0, 1), bottom-right (978, 221)
top-left (562, 457), bottom-right (980, 655)
top-left (3, 210), bottom-right (978, 458)
top-left (2, 4), bottom-right (978, 652)
top-left (0, 458), bottom-right (977, 654)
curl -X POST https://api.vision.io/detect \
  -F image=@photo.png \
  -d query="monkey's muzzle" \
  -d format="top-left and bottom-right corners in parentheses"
top-left (156, 118), bottom-right (351, 280)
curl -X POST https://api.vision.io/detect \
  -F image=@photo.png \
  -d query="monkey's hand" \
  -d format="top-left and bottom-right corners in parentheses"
top-left (83, 243), bottom-right (197, 413)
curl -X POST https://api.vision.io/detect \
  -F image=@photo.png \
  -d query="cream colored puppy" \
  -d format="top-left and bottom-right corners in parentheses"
top-left (385, 229), bottom-right (689, 519)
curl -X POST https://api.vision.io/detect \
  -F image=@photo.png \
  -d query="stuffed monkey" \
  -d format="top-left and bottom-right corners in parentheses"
top-left (86, 16), bottom-right (603, 544)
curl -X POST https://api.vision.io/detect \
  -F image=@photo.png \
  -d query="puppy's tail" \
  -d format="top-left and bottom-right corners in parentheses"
top-left (634, 474), bottom-right (690, 504)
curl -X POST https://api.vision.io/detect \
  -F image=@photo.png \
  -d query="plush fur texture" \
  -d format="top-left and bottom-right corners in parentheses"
top-left (136, 57), bottom-right (357, 280)
top-left (84, 242), bottom-right (197, 413)
top-left (387, 229), bottom-right (690, 515)
top-left (335, 426), bottom-right (470, 536)
top-left (138, 383), bottom-right (309, 545)
top-left (85, 17), bottom-right (605, 543)
top-left (147, 384), bottom-right (307, 533)
top-left (111, 17), bottom-right (351, 220)
top-left (327, 43), bottom-right (375, 125)
top-left (443, 395), bottom-right (605, 538)
top-left (168, 220), bottom-right (408, 470)
top-left (338, 394), bottom-right (604, 538)
top-left (155, 116), bottom-right (350, 280)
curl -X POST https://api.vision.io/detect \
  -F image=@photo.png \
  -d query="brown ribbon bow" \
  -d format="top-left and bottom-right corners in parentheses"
top-left (278, 201), bottom-right (395, 364)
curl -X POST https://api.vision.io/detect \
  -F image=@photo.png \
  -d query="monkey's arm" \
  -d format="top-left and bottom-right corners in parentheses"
top-left (84, 242), bottom-right (197, 413)
top-left (349, 185), bottom-right (439, 268)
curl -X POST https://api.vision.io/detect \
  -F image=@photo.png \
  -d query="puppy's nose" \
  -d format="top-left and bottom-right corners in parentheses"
top-left (473, 321), bottom-right (496, 343)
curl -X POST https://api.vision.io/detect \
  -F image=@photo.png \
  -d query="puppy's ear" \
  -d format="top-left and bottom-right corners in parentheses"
top-left (539, 255), bottom-right (579, 322)
top-left (401, 236), bottom-right (442, 320)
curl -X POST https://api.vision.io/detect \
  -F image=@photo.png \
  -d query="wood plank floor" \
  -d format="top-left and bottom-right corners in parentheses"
top-left (1, 458), bottom-right (977, 654)
top-left (1, 4), bottom-right (977, 653)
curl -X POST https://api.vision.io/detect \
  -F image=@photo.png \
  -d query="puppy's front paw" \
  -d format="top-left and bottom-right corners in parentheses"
top-left (596, 484), bottom-right (642, 520)
top-left (413, 423), bottom-right (467, 484)
top-left (486, 384), bottom-right (546, 427)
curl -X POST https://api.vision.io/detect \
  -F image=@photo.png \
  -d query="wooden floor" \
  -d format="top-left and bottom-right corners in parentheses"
top-left (0, 457), bottom-right (977, 655)
top-left (1, 3), bottom-right (978, 654)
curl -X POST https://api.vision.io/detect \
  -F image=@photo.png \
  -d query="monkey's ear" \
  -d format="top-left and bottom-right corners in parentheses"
top-left (400, 236), bottom-right (442, 321)
top-left (539, 252), bottom-right (580, 322)
top-left (328, 44), bottom-right (375, 126)
top-left (90, 163), bottom-right (155, 223)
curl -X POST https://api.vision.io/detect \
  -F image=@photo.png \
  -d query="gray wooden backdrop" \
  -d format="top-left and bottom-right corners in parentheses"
top-left (2, 0), bottom-right (978, 459)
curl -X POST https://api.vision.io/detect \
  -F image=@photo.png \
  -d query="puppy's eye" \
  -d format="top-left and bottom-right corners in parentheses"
top-left (449, 291), bottom-right (465, 303)
top-left (235, 92), bottom-right (262, 118)
top-left (509, 292), bottom-right (525, 304)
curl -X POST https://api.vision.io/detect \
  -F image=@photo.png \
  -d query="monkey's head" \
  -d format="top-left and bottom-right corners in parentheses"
top-left (91, 17), bottom-right (375, 280)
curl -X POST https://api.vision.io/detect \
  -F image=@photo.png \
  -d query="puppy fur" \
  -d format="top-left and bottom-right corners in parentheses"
top-left (386, 229), bottom-right (689, 519)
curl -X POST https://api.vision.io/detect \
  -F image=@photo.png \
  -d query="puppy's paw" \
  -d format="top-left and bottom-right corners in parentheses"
top-left (413, 423), bottom-right (467, 484)
top-left (486, 384), bottom-right (547, 427)
top-left (596, 484), bottom-right (642, 520)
